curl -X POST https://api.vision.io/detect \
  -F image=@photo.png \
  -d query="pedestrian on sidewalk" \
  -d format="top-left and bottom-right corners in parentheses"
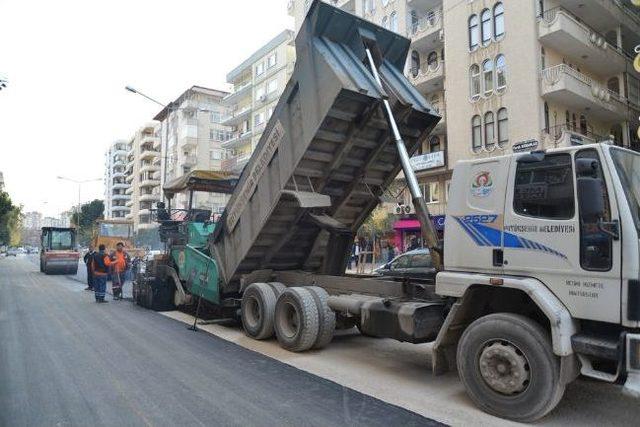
top-left (83, 245), bottom-right (95, 291)
top-left (91, 244), bottom-right (109, 303)
top-left (106, 242), bottom-right (130, 301)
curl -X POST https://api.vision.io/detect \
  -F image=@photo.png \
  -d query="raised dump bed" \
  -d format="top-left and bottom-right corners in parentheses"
top-left (211, 0), bottom-right (440, 294)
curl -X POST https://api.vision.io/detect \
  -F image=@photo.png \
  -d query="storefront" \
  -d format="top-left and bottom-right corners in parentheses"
top-left (392, 216), bottom-right (445, 252)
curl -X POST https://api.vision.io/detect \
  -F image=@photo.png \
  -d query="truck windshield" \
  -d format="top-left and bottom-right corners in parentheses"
top-left (51, 231), bottom-right (74, 250)
top-left (99, 223), bottom-right (131, 237)
top-left (610, 147), bottom-right (640, 233)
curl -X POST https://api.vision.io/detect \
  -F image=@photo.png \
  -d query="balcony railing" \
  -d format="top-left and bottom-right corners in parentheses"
top-left (408, 60), bottom-right (445, 88)
top-left (409, 9), bottom-right (443, 40)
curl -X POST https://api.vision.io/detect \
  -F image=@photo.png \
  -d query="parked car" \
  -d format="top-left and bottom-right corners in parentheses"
top-left (373, 248), bottom-right (436, 280)
top-left (6, 247), bottom-right (19, 257)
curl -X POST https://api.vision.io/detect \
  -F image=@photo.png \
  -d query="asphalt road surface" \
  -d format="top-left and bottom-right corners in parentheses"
top-left (0, 256), bottom-right (439, 427)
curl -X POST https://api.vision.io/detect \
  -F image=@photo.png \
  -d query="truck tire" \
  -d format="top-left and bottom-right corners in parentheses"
top-left (274, 287), bottom-right (319, 352)
top-left (267, 282), bottom-right (286, 296)
top-left (457, 313), bottom-right (564, 423)
top-left (305, 286), bottom-right (335, 349)
top-left (241, 283), bottom-right (277, 340)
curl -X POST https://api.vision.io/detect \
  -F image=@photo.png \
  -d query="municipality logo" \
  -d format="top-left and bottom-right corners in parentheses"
top-left (471, 171), bottom-right (493, 197)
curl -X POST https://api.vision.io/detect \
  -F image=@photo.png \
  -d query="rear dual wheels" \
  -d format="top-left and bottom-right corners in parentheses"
top-left (240, 284), bottom-right (336, 352)
top-left (457, 313), bottom-right (565, 423)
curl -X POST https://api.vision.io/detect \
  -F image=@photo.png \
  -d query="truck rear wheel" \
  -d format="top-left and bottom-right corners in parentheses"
top-left (306, 286), bottom-right (335, 349)
top-left (241, 283), bottom-right (277, 340)
top-left (274, 287), bottom-right (319, 352)
top-left (457, 313), bottom-right (564, 422)
top-left (267, 282), bottom-right (286, 296)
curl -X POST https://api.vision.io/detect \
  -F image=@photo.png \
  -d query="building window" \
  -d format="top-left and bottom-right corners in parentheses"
top-left (410, 50), bottom-right (420, 77)
top-left (514, 153), bottom-right (574, 219)
top-left (364, 0), bottom-right (374, 14)
top-left (495, 54), bottom-right (506, 92)
top-left (484, 111), bottom-right (495, 149)
top-left (209, 129), bottom-right (215, 140)
top-left (472, 115), bottom-right (482, 151)
top-left (482, 59), bottom-right (494, 96)
top-left (493, 2), bottom-right (505, 39)
top-left (429, 135), bottom-right (441, 152)
top-left (580, 114), bottom-right (587, 135)
top-left (267, 53), bottom-right (277, 69)
top-left (544, 102), bottom-right (549, 132)
top-left (267, 79), bottom-right (278, 94)
top-left (382, 0), bottom-right (389, 6)
top-left (256, 86), bottom-right (265, 99)
top-left (210, 111), bottom-right (222, 123)
top-left (468, 15), bottom-right (479, 50)
top-left (254, 112), bottom-right (265, 126)
top-left (390, 11), bottom-right (398, 32)
top-left (497, 108), bottom-right (508, 147)
top-left (424, 182), bottom-right (440, 204)
top-left (382, 15), bottom-right (389, 29)
top-left (470, 64), bottom-right (481, 100)
top-left (565, 110), bottom-right (570, 128)
top-left (481, 9), bottom-right (492, 46)
top-left (255, 62), bottom-right (265, 76)
top-left (427, 51), bottom-right (438, 69)
top-left (607, 77), bottom-right (620, 95)
top-left (572, 113), bottom-right (577, 131)
top-left (540, 46), bottom-right (545, 70)
top-left (210, 150), bottom-right (222, 160)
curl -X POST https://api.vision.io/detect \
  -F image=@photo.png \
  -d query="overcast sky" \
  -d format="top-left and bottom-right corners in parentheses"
top-left (0, 0), bottom-right (293, 216)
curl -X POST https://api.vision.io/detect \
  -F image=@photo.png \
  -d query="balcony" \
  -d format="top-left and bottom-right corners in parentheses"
top-left (538, 7), bottom-right (630, 76)
top-left (541, 64), bottom-right (629, 122)
top-left (111, 194), bottom-right (130, 201)
top-left (152, 156), bottom-right (161, 166)
top-left (140, 163), bottom-right (159, 174)
top-left (112, 182), bottom-right (128, 190)
top-left (541, 124), bottom-right (611, 148)
top-left (140, 149), bottom-right (159, 160)
top-left (221, 130), bottom-right (253, 149)
top-left (179, 136), bottom-right (198, 149)
top-left (152, 170), bottom-right (161, 180)
top-left (140, 193), bottom-right (159, 202)
top-left (408, 60), bottom-right (445, 93)
top-left (125, 186), bottom-right (134, 195)
top-left (182, 155), bottom-right (197, 167)
top-left (111, 206), bottom-right (129, 212)
top-left (141, 134), bottom-right (159, 146)
top-left (221, 153), bottom-right (252, 173)
top-left (125, 200), bottom-right (133, 208)
top-left (138, 209), bottom-right (151, 217)
top-left (140, 178), bottom-right (160, 188)
top-left (125, 213), bottom-right (134, 220)
top-left (223, 80), bottom-right (252, 105)
top-left (221, 105), bottom-right (252, 126)
top-left (409, 9), bottom-right (443, 49)
top-left (125, 174), bottom-right (134, 183)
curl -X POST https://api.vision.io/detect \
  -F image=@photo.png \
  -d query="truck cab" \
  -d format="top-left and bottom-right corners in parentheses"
top-left (436, 143), bottom-right (640, 419)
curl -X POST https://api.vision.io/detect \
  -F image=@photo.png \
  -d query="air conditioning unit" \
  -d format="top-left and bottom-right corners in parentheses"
top-left (394, 203), bottom-right (413, 215)
top-left (259, 95), bottom-right (267, 102)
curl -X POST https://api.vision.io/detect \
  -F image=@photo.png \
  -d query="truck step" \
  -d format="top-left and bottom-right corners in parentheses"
top-left (571, 333), bottom-right (620, 361)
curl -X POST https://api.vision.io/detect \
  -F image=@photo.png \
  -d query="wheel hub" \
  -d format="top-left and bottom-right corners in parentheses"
top-left (479, 341), bottom-right (530, 395)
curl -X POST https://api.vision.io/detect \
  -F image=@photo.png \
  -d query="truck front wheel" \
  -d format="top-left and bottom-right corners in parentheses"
top-left (457, 313), bottom-right (564, 422)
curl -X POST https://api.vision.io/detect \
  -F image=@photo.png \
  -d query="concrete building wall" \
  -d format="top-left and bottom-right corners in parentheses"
top-left (221, 30), bottom-right (296, 175)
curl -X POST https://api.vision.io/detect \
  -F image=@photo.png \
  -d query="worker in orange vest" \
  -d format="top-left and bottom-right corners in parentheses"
top-left (105, 242), bottom-right (130, 300)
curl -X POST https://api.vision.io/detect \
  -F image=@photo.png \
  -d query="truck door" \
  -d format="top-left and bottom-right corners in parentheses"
top-left (503, 149), bottom-right (621, 323)
top-left (445, 156), bottom-right (510, 273)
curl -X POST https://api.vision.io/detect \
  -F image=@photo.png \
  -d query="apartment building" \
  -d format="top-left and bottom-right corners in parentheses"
top-left (0, 171), bottom-right (4, 191)
top-left (124, 122), bottom-right (162, 230)
top-left (221, 30), bottom-right (296, 174)
top-left (104, 139), bottom-right (131, 219)
top-left (291, 0), bottom-right (640, 249)
top-left (23, 211), bottom-right (42, 230)
top-left (154, 86), bottom-right (231, 213)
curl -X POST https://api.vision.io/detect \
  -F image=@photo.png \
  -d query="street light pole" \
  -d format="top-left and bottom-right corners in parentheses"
top-left (57, 176), bottom-right (102, 231)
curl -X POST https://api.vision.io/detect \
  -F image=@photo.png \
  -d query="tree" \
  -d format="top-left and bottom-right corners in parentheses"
top-left (71, 199), bottom-right (104, 245)
top-left (0, 191), bottom-right (22, 246)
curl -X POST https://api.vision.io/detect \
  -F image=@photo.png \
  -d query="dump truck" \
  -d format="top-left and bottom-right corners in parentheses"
top-left (133, 1), bottom-right (640, 421)
top-left (39, 227), bottom-right (79, 275)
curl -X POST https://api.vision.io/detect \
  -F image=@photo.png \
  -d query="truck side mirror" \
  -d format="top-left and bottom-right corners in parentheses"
top-left (577, 177), bottom-right (605, 221)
